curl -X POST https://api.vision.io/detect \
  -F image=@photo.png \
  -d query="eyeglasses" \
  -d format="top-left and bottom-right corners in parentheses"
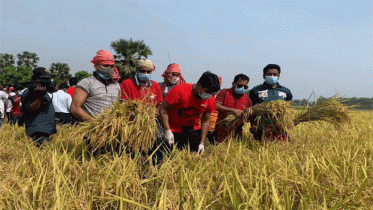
top-left (236, 84), bottom-right (249, 89)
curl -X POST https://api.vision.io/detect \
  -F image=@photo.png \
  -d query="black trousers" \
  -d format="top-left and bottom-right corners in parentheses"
top-left (30, 132), bottom-right (51, 147)
top-left (173, 126), bottom-right (202, 152)
top-left (55, 112), bottom-right (73, 124)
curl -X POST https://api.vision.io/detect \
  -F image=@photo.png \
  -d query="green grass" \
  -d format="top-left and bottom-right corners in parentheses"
top-left (0, 111), bottom-right (372, 209)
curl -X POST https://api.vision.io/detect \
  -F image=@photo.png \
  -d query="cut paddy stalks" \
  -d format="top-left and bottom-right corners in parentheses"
top-left (77, 99), bottom-right (158, 154)
top-left (226, 97), bottom-right (351, 131)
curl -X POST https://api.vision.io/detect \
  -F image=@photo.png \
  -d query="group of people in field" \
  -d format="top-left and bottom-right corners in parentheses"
top-left (0, 49), bottom-right (293, 152)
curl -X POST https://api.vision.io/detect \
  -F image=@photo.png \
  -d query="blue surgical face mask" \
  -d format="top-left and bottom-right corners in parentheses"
top-left (265, 76), bottom-right (279, 85)
top-left (199, 91), bottom-right (212, 100)
top-left (98, 72), bottom-right (111, 80)
top-left (234, 86), bottom-right (248, 95)
top-left (138, 73), bottom-right (151, 81)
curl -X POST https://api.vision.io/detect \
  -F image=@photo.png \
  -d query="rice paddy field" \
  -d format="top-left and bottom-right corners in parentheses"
top-left (0, 110), bottom-right (372, 209)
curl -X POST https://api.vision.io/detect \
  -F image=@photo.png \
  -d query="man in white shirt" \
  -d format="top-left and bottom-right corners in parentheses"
top-left (0, 85), bottom-right (9, 128)
top-left (52, 83), bottom-right (73, 124)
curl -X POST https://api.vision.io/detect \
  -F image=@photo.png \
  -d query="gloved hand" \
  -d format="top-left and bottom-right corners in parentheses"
top-left (197, 143), bottom-right (205, 154)
top-left (164, 129), bottom-right (174, 145)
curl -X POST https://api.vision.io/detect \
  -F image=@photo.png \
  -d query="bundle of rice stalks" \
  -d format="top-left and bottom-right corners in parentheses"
top-left (226, 100), bottom-right (296, 131)
top-left (294, 97), bottom-right (351, 128)
top-left (78, 99), bottom-right (158, 154)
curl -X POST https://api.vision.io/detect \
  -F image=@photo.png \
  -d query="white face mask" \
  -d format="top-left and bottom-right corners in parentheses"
top-left (170, 77), bottom-right (179, 85)
top-left (199, 91), bottom-right (211, 100)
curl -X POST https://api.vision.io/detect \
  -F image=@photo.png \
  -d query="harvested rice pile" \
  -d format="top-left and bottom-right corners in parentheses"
top-left (294, 97), bottom-right (351, 128)
top-left (78, 99), bottom-right (158, 154)
top-left (226, 97), bottom-right (350, 130)
top-left (226, 100), bottom-right (296, 131)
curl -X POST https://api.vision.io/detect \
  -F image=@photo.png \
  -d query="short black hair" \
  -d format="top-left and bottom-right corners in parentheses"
top-left (69, 77), bottom-right (78, 86)
top-left (58, 82), bottom-right (69, 90)
top-left (233, 74), bottom-right (250, 83)
top-left (197, 71), bottom-right (220, 92)
top-left (263, 64), bottom-right (281, 75)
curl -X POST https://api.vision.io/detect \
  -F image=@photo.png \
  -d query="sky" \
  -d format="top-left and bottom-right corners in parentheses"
top-left (1, 0), bottom-right (372, 99)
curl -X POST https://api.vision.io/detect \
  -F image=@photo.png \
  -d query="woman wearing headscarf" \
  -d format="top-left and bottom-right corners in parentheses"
top-left (158, 63), bottom-right (186, 98)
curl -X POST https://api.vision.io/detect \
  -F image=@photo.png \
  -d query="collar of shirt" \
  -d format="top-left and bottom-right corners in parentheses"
top-left (262, 82), bottom-right (282, 89)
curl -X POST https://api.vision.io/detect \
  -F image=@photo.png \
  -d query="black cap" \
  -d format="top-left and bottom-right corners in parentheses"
top-left (32, 67), bottom-right (49, 80)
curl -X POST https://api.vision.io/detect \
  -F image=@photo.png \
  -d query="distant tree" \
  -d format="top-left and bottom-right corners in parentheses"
top-left (0, 53), bottom-right (15, 70)
top-left (111, 38), bottom-right (152, 81)
top-left (17, 51), bottom-right (39, 69)
top-left (49, 63), bottom-right (72, 85)
top-left (75, 70), bottom-right (92, 82)
top-left (0, 66), bottom-right (33, 87)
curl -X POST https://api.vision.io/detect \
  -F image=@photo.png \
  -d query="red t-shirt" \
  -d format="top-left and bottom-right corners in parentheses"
top-left (215, 88), bottom-right (252, 142)
top-left (11, 95), bottom-right (21, 116)
top-left (165, 83), bottom-right (216, 133)
top-left (67, 86), bottom-right (76, 98)
top-left (120, 78), bottom-right (163, 105)
top-left (215, 88), bottom-right (252, 121)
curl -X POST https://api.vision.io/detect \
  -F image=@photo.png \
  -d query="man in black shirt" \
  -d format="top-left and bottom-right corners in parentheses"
top-left (249, 64), bottom-right (293, 141)
top-left (19, 67), bottom-right (57, 147)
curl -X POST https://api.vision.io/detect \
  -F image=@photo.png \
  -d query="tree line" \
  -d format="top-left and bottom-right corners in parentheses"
top-left (0, 51), bottom-right (91, 87)
top-left (292, 97), bottom-right (373, 110)
top-left (0, 38), bottom-right (153, 88)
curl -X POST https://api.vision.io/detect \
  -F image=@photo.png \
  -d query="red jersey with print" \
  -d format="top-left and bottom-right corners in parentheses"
top-left (165, 83), bottom-right (216, 133)
top-left (215, 88), bottom-right (252, 143)
top-left (120, 78), bottom-right (163, 105)
top-left (67, 86), bottom-right (76, 98)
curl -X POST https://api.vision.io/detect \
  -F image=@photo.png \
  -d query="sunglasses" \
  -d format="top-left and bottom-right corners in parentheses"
top-left (236, 84), bottom-right (249, 89)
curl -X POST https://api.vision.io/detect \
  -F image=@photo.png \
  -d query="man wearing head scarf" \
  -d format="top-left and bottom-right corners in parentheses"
top-left (120, 59), bottom-right (163, 105)
top-left (158, 63), bottom-right (186, 98)
top-left (70, 50), bottom-right (121, 122)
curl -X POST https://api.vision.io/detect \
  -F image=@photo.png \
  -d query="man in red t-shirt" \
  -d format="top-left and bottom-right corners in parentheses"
top-left (120, 59), bottom-right (163, 105)
top-left (159, 71), bottom-right (220, 154)
top-left (67, 77), bottom-right (78, 98)
top-left (215, 74), bottom-right (252, 143)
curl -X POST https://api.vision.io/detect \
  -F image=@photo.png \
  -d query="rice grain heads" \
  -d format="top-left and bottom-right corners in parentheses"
top-left (77, 100), bottom-right (158, 154)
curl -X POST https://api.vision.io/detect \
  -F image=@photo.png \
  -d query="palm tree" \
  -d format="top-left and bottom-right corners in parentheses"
top-left (17, 51), bottom-right (39, 69)
top-left (49, 63), bottom-right (72, 85)
top-left (0, 53), bottom-right (15, 68)
top-left (111, 38), bottom-right (152, 81)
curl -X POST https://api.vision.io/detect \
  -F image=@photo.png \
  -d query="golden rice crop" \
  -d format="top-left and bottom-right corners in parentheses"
top-left (294, 97), bottom-right (351, 128)
top-left (226, 100), bottom-right (296, 131)
top-left (77, 99), bottom-right (158, 154)
top-left (226, 97), bottom-right (351, 131)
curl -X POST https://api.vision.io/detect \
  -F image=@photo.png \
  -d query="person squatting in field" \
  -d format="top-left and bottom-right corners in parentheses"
top-left (215, 74), bottom-right (253, 143)
top-left (249, 64), bottom-right (293, 142)
top-left (158, 63), bottom-right (187, 98)
top-left (70, 49), bottom-right (121, 122)
top-left (159, 71), bottom-right (220, 154)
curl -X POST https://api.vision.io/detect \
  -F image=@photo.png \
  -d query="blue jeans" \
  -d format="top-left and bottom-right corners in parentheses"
top-left (0, 118), bottom-right (4, 128)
